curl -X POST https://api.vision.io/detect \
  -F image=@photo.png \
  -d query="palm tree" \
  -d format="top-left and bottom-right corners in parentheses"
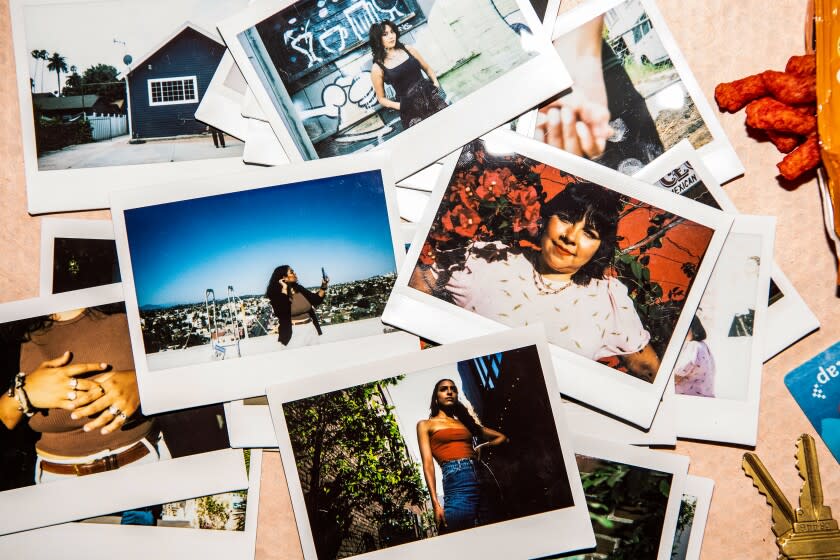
top-left (46, 52), bottom-right (68, 95)
top-left (30, 49), bottom-right (48, 92)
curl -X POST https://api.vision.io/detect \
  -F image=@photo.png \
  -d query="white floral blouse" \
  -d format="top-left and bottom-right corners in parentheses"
top-left (444, 243), bottom-right (651, 361)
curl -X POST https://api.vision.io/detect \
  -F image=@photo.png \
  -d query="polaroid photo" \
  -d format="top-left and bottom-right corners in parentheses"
top-left (218, 0), bottom-right (571, 182)
top-left (242, 116), bottom-right (292, 166)
top-left (566, 434), bottom-right (689, 560)
top-left (10, 0), bottom-right (259, 213)
top-left (194, 51), bottom-right (251, 142)
top-left (385, 129), bottom-right (733, 428)
top-left (670, 475), bottom-right (714, 560)
top-left (111, 152), bottom-right (419, 413)
top-left (518, 0), bottom-right (743, 185)
top-left (670, 215), bottom-right (774, 446)
top-left (396, 186), bottom-right (432, 223)
top-left (0, 450), bottom-right (261, 560)
top-left (564, 375), bottom-right (677, 446)
top-left (267, 325), bottom-right (594, 560)
top-left (0, 288), bottom-right (247, 534)
top-left (39, 218), bottom-right (120, 296)
top-left (635, 140), bottom-right (819, 361)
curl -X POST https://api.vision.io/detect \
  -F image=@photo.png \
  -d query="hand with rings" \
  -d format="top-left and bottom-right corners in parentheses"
top-left (22, 351), bottom-right (107, 411)
top-left (71, 370), bottom-right (140, 435)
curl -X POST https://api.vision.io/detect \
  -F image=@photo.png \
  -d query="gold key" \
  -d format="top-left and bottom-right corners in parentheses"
top-left (743, 434), bottom-right (840, 560)
top-left (743, 452), bottom-right (795, 540)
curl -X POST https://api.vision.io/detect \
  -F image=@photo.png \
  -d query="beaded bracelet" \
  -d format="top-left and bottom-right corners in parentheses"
top-left (12, 372), bottom-right (35, 418)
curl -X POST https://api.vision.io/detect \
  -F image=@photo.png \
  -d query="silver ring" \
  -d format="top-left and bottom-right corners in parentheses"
top-left (67, 391), bottom-right (77, 401)
top-left (108, 405), bottom-right (122, 416)
top-left (69, 378), bottom-right (78, 390)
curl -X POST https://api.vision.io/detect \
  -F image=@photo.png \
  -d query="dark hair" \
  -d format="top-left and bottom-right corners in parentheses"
top-left (539, 181), bottom-right (623, 286)
top-left (265, 265), bottom-right (292, 305)
top-left (428, 378), bottom-right (484, 439)
top-left (368, 20), bottom-right (404, 67)
top-left (688, 316), bottom-right (707, 341)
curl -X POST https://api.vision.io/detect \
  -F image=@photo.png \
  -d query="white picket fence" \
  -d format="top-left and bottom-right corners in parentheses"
top-left (88, 113), bottom-right (127, 141)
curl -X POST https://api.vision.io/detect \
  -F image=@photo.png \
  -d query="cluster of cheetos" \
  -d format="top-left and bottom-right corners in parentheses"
top-left (715, 54), bottom-right (819, 180)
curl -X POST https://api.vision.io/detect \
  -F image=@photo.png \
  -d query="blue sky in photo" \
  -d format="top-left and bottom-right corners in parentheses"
top-left (124, 171), bottom-right (396, 307)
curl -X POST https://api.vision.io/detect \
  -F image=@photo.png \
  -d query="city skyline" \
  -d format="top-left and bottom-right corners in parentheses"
top-left (124, 170), bottom-right (398, 307)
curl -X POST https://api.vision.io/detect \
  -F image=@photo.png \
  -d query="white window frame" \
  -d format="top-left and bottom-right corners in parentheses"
top-left (147, 75), bottom-right (199, 106)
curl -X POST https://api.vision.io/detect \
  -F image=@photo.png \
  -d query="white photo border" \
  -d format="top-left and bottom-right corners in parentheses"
top-left (637, 141), bottom-right (819, 361)
top-left (565, 375), bottom-right (677, 446)
top-left (194, 51), bottom-right (252, 142)
top-left (570, 433), bottom-right (689, 560)
top-left (111, 152), bottom-right (419, 414)
top-left (9, 0), bottom-right (251, 214)
top-left (668, 215), bottom-right (775, 446)
top-left (218, 0), bottom-right (572, 182)
top-left (0, 450), bottom-right (261, 559)
top-left (0, 288), bottom-right (248, 535)
top-left (532, 0), bottom-right (744, 185)
top-left (267, 325), bottom-right (594, 560)
top-left (384, 129), bottom-right (733, 428)
top-left (678, 475), bottom-right (714, 560)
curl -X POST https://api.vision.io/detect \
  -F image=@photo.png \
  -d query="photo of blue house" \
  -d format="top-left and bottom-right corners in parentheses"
top-left (126, 22), bottom-right (225, 140)
top-left (25, 0), bottom-right (248, 171)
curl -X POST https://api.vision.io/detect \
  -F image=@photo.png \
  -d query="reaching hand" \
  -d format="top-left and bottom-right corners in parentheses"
top-left (23, 351), bottom-right (108, 411)
top-left (71, 370), bottom-right (141, 434)
top-left (321, 276), bottom-right (330, 289)
top-left (535, 93), bottom-right (613, 158)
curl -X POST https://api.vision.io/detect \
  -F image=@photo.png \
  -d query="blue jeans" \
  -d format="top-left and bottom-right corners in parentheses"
top-left (441, 458), bottom-right (481, 532)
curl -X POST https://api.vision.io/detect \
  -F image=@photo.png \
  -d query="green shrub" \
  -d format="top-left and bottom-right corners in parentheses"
top-left (35, 118), bottom-right (93, 154)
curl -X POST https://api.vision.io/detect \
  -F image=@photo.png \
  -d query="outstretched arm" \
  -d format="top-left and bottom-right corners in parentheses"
top-left (370, 65), bottom-right (401, 111)
top-left (535, 15), bottom-right (612, 158)
top-left (417, 420), bottom-right (446, 529)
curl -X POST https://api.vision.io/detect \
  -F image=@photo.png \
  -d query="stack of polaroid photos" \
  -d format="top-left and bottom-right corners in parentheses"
top-left (2, 0), bottom-right (821, 559)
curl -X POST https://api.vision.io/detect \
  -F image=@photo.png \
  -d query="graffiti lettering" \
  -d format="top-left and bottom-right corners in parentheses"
top-left (284, 21), bottom-right (323, 69)
top-left (319, 25), bottom-right (349, 55)
top-left (344, 0), bottom-right (379, 42)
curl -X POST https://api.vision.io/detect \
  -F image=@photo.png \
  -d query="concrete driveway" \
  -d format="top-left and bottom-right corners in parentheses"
top-left (38, 134), bottom-right (244, 170)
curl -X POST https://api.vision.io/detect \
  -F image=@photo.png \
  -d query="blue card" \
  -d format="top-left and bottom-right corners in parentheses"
top-left (785, 341), bottom-right (840, 465)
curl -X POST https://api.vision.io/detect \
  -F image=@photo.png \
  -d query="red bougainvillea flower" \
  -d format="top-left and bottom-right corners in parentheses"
top-left (512, 202), bottom-right (541, 236)
top-left (507, 185), bottom-right (540, 208)
top-left (476, 168), bottom-right (515, 201)
top-left (441, 203), bottom-right (482, 238)
top-left (448, 172), bottom-right (479, 208)
top-left (419, 241), bottom-right (437, 266)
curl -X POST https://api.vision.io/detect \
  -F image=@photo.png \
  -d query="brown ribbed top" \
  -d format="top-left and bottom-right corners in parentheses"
top-left (20, 310), bottom-right (153, 456)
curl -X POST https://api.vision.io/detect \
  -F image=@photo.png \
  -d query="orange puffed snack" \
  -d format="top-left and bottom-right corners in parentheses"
top-left (761, 70), bottom-right (817, 105)
top-left (777, 133), bottom-right (821, 180)
top-left (714, 74), bottom-right (767, 113)
top-left (767, 130), bottom-right (802, 153)
top-left (786, 53), bottom-right (817, 77)
top-left (745, 97), bottom-right (818, 136)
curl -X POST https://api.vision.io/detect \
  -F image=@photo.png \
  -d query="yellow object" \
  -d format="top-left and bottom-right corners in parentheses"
top-left (743, 434), bottom-right (840, 559)
top-left (816, 0), bottom-right (840, 285)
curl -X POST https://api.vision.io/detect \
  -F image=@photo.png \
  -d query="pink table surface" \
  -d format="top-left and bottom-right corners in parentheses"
top-left (1, 1), bottom-right (838, 559)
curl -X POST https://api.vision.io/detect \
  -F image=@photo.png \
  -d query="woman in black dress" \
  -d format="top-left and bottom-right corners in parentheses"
top-left (368, 20), bottom-right (448, 129)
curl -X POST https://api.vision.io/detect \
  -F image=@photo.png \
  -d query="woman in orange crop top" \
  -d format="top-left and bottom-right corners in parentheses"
top-left (416, 378), bottom-right (507, 533)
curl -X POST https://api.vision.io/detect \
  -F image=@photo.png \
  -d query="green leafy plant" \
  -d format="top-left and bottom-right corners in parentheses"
top-left (286, 378), bottom-right (430, 559)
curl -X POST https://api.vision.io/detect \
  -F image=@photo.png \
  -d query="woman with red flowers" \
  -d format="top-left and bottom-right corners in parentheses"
top-left (411, 180), bottom-right (661, 383)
